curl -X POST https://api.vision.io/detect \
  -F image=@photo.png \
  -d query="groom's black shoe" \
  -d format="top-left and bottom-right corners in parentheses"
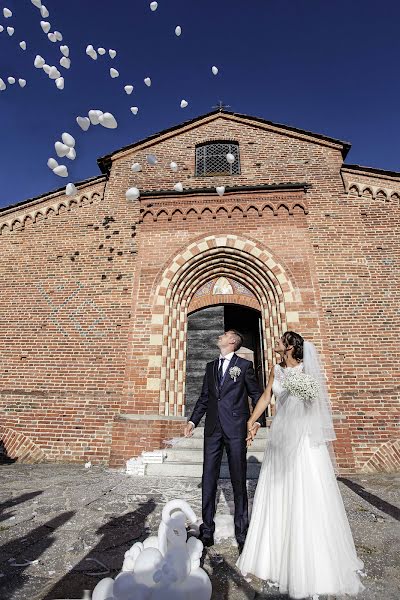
top-left (237, 541), bottom-right (245, 554)
top-left (199, 533), bottom-right (214, 547)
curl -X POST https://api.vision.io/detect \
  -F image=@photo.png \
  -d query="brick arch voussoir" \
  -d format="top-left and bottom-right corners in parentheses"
top-left (361, 440), bottom-right (400, 473)
top-left (0, 426), bottom-right (47, 464)
top-left (154, 233), bottom-right (297, 300)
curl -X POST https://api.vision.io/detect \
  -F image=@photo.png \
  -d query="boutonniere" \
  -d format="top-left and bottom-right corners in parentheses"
top-left (229, 366), bottom-right (241, 382)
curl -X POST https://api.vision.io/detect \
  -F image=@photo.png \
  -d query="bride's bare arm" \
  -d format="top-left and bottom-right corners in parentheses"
top-left (248, 367), bottom-right (274, 428)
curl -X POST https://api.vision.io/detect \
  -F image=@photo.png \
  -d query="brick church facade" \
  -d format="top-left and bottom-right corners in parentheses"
top-left (1, 110), bottom-right (399, 473)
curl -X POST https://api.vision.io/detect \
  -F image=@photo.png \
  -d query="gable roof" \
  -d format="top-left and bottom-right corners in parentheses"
top-left (97, 109), bottom-right (352, 175)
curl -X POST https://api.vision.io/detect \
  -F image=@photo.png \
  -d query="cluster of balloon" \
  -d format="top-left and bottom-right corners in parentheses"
top-left (91, 499), bottom-right (211, 600)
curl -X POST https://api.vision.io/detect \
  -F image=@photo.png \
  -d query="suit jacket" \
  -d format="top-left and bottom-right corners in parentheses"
top-left (189, 354), bottom-right (262, 438)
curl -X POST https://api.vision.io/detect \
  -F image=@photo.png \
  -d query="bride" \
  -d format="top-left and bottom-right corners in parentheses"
top-left (236, 331), bottom-right (365, 598)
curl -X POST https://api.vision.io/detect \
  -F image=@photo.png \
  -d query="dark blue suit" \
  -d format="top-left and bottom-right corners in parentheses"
top-left (189, 354), bottom-right (262, 544)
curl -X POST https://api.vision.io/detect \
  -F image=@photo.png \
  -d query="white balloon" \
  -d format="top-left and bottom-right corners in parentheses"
top-left (55, 141), bottom-right (70, 157)
top-left (77, 116), bottom-right (90, 131)
top-left (47, 158), bottom-right (58, 170)
top-left (142, 535), bottom-right (159, 549)
top-left (175, 26), bottom-right (182, 36)
top-left (66, 183), bottom-right (77, 196)
top-left (99, 112), bottom-right (118, 129)
top-left (211, 65), bottom-right (219, 75)
top-left (60, 56), bottom-right (70, 69)
top-left (125, 187), bottom-right (140, 201)
top-left (175, 569), bottom-right (212, 600)
top-left (55, 77), bottom-right (64, 89)
top-left (66, 148), bottom-right (77, 162)
top-left (62, 132), bottom-right (75, 148)
top-left (226, 152), bottom-right (235, 164)
top-left (19, 41), bottom-right (27, 50)
top-left (86, 45), bottom-right (97, 60)
top-left (40, 21), bottom-right (51, 34)
top-left (146, 154), bottom-right (157, 165)
top-left (18, 79), bottom-right (26, 88)
top-left (109, 49), bottom-right (116, 58)
top-left (165, 546), bottom-right (191, 583)
top-left (113, 572), bottom-right (138, 600)
top-left (150, 2), bottom-right (158, 11)
top-left (174, 182), bottom-right (183, 192)
top-left (180, 99), bottom-right (188, 108)
top-left (48, 32), bottom-right (57, 42)
top-left (92, 577), bottom-right (114, 600)
top-left (42, 64), bottom-right (51, 74)
top-left (7, 77), bottom-right (15, 85)
top-left (0, 79), bottom-right (6, 91)
top-left (53, 165), bottom-right (68, 177)
top-left (0, 26), bottom-right (3, 33)
top-left (124, 85), bottom-right (133, 95)
top-left (151, 587), bottom-right (186, 600)
top-left (88, 110), bottom-right (103, 125)
top-left (216, 186), bottom-right (225, 196)
top-left (170, 162), bottom-right (178, 172)
top-left (144, 77), bottom-right (151, 87)
top-left (134, 548), bottom-right (163, 587)
top-left (3, 8), bottom-right (12, 18)
top-left (110, 68), bottom-right (119, 78)
top-left (97, 47), bottom-right (106, 55)
top-left (54, 31), bottom-right (62, 41)
top-left (48, 66), bottom-right (61, 79)
top-left (131, 162), bottom-right (142, 172)
top-left (7, 27), bottom-right (14, 36)
top-left (60, 45), bottom-right (69, 57)
top-left (31, 0), bottom-right (42, 7)
top-left (130, 106), bottom-right (139, 115)
top-left (40, 5), bottom-right (49, 18)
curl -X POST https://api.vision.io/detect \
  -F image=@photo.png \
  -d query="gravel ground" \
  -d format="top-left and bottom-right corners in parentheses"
top-left (0, 464), bottom-right (398, 600)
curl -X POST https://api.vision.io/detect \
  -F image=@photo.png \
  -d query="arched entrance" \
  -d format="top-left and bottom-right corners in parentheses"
top-left (145, 234), bottom-right (301, 417)
top-left (185, 304), bottom-right (265, 418)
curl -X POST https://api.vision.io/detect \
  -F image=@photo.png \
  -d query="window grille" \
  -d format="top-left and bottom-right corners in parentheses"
top-left (195, 142), bottom-right (240, 176)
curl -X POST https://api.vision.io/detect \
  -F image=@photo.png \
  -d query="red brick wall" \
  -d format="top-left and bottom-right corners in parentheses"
top-left (1, 113), bottom-right (399, 472)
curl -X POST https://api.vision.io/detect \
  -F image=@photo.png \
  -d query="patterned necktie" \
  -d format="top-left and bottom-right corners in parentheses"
top-left (218, 358), bottom-right (224, 386)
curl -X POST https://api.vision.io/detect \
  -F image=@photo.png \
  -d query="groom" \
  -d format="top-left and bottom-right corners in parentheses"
top-left (184, 329), bottom-right (262, 552)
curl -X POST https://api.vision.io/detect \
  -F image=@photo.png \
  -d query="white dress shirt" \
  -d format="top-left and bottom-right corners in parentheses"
top-left (188, 352), bottom-right (235, 428)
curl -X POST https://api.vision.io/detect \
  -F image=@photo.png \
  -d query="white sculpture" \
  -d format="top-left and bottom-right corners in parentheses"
top-left (92, 499), bottom-right (212, 600)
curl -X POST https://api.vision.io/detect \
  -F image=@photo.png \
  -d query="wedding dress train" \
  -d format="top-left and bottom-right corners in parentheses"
top-left (237, 363), bottom-right (364, 598)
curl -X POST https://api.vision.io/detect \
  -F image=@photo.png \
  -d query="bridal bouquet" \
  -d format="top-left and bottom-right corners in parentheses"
top-left (282, 372), bottom-right (320, 403)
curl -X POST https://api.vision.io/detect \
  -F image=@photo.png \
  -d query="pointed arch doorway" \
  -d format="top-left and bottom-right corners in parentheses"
top-left (185, 303), bottom-right (265, 421)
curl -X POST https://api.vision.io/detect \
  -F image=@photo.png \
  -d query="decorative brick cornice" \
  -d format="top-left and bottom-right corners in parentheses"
top-left (139, 188), bottom-right (308, 223)
top-left (0, 190), bottom-right (103, 235)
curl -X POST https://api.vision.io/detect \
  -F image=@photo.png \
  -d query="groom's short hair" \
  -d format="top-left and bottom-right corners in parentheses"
top-left (227, 329), bottom-right (243, 351)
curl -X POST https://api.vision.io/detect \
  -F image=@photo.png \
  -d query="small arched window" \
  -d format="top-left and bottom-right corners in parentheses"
top-left (195, 141), bottom-right (240, 177)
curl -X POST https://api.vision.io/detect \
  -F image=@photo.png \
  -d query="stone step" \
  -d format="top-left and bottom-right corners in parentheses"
top-left (165, 448), bottom-right (265, 463)
top-left (167, 436), bottom-right (267, 451)
top-left (190, 425), bottom-right (270, 438)
top-left (146, 461), bottom-right (261, 479)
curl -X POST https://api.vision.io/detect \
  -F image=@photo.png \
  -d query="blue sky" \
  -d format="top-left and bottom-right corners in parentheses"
top-left (1, 0), bottom-right (399, 208)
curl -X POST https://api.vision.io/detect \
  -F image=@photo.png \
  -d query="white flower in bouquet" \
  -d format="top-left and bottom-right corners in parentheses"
top-left (282, 372), bottom-right (320, 404)
top-left (229, 366), bottom-right (241, 382)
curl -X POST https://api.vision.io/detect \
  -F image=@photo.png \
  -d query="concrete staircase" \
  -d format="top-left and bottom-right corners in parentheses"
top-left (145, 426), bottom-right (269, 479)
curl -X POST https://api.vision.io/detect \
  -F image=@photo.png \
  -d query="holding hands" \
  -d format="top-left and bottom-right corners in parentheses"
top-left (246, 420), bottom-right (260, 447)
top-left (184, 421), bottom-right (195, 437)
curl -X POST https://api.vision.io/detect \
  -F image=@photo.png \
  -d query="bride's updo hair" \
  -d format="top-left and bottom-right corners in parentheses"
top-left (282, 331), bottom-right (304, 362)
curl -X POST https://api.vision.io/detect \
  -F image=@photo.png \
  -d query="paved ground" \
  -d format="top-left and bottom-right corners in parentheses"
top-left (0, 464), bottom-right (399, 600)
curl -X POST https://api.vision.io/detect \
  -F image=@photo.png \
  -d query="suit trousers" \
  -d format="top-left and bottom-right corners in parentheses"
top-left (200, 417), bottom-right (249, 544)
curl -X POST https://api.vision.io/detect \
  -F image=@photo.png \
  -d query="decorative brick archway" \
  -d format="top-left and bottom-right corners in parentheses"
top-left (146, 234), bottom-right (301, 417)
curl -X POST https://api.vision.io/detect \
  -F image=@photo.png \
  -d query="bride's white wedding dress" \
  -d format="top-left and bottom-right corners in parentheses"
top-left (237, 363), bottom-right (364, 598)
